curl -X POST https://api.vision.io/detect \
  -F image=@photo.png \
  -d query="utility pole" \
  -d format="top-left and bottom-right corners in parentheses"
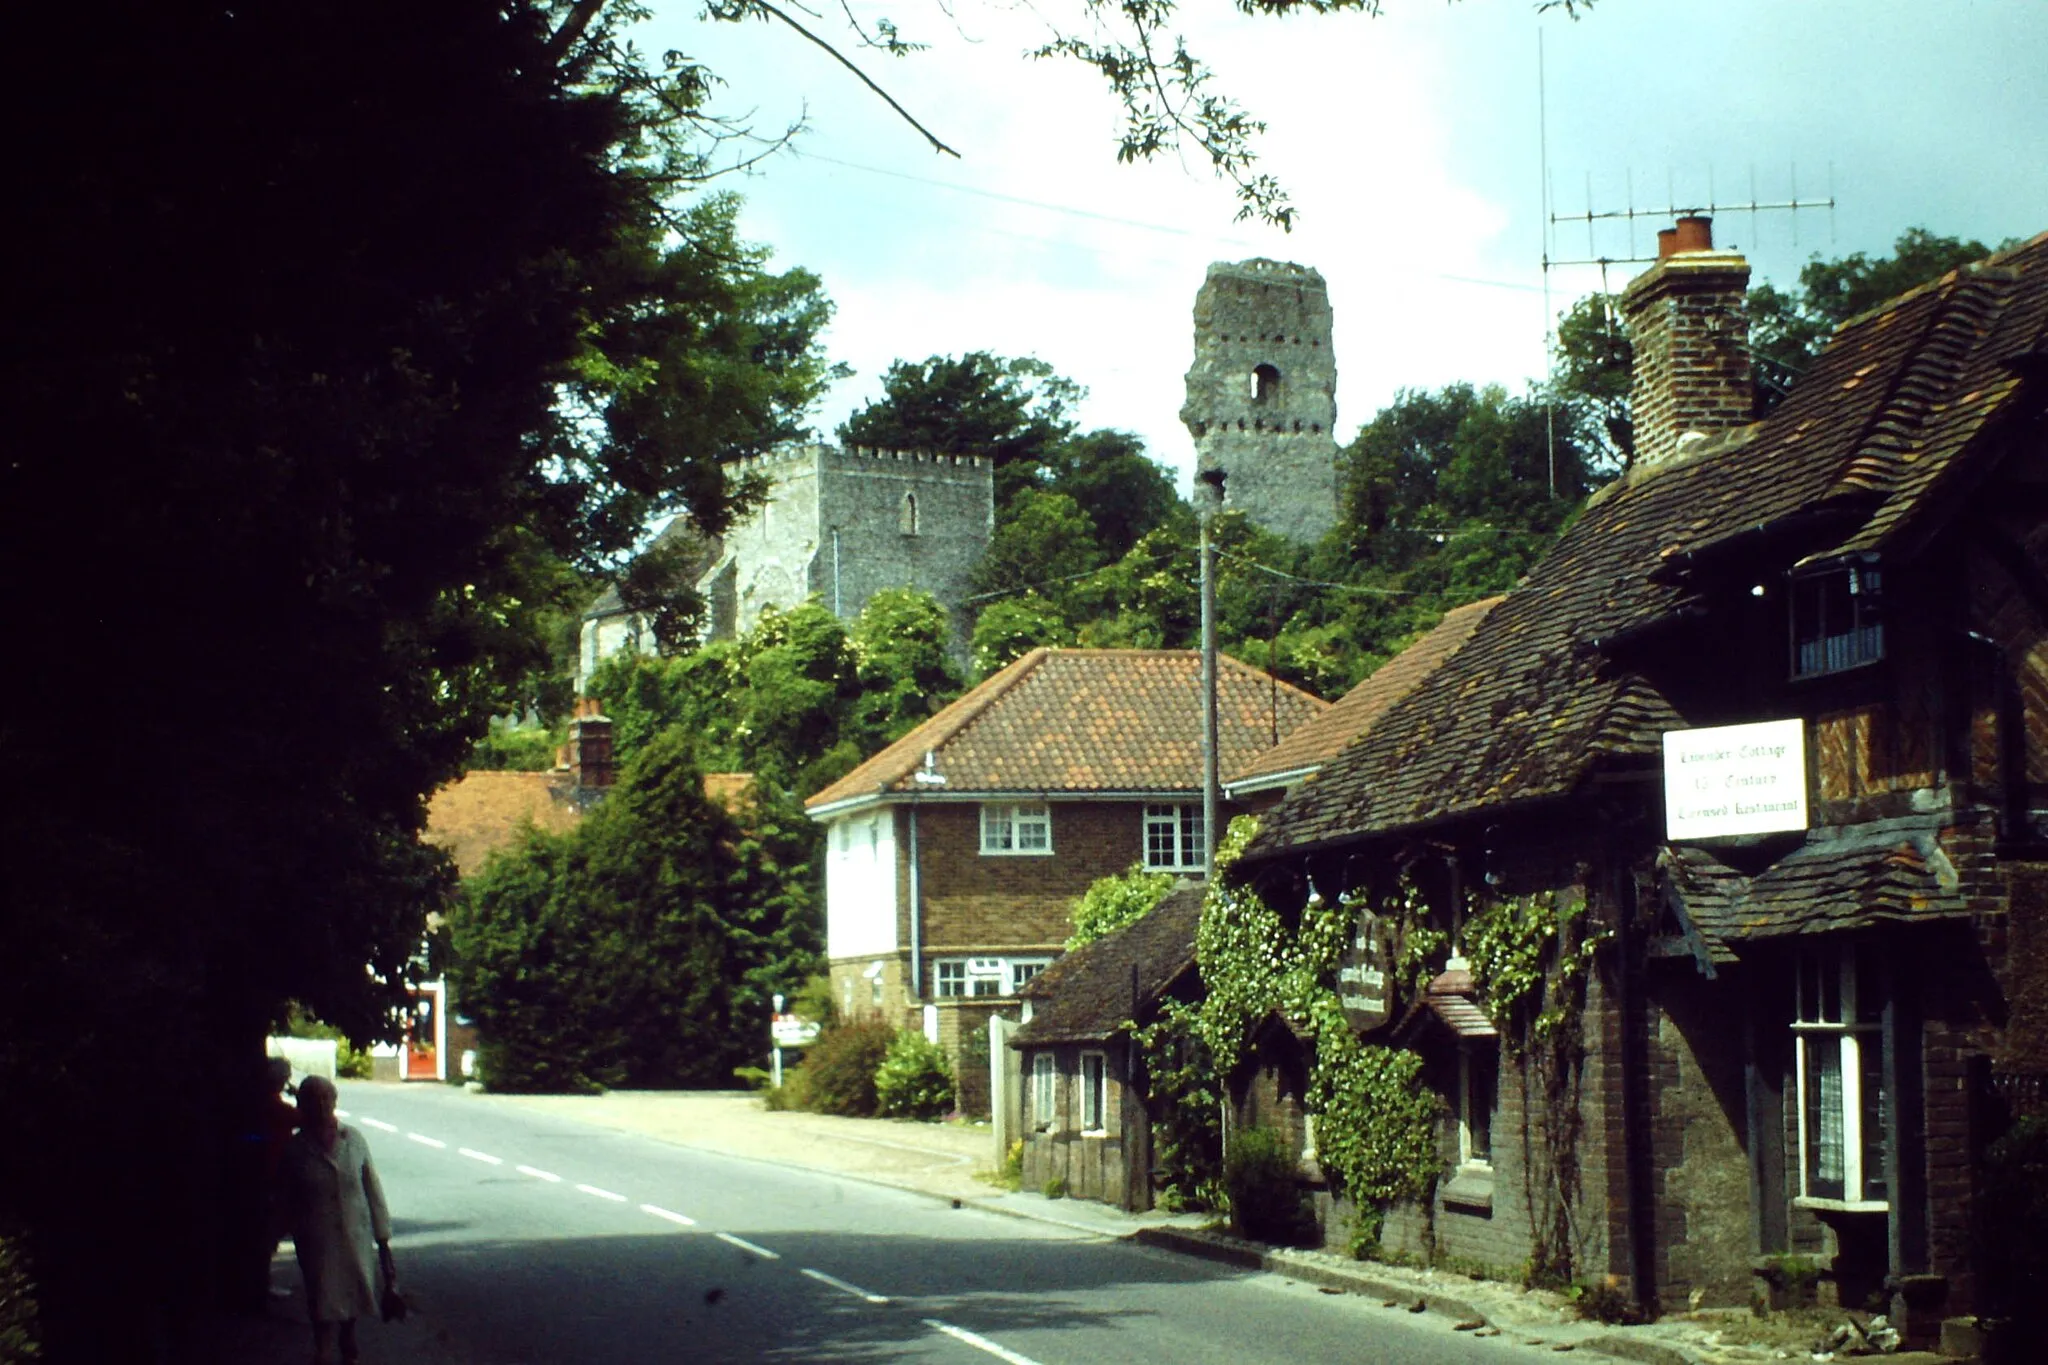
top-left (1197, 468), bottom-right (1226, 882)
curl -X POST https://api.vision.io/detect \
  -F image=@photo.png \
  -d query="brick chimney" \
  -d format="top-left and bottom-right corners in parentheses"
top-left (567, 696), bottom-right (614, 791)
top-left (1619, 215), bottom-right (1753, 468)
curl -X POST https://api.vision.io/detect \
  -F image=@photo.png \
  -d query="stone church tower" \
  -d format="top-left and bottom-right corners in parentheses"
top-left (1179, 259), bottom-right (1339, 543)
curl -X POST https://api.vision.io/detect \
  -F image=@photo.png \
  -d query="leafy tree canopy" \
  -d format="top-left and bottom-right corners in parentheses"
top-left (1068, 865), bottom-right (1179, 948)
top-left (450, 726), bottom-right (822, 1092)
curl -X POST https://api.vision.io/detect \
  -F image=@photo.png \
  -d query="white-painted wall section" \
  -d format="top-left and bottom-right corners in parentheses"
top-left (824, 810), bottom-right (898, 958)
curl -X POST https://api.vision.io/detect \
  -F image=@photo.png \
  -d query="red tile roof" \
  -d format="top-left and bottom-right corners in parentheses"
top-left (805, 648), bottom-right (1329, 811)
top-left (423, 770), bottom-right (582, 876)
top-left (1227, 596), bottom-right (1501, 793)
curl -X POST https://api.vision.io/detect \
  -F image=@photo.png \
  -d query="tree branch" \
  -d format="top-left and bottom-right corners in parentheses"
top-left (546, 0), bottom-right (611, 64)
top-left (736, 0), bottom-right (960, 158)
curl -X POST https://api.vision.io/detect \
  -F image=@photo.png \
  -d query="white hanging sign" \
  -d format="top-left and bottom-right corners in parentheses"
top-left (1662, 718), bottom-right (1808, 840)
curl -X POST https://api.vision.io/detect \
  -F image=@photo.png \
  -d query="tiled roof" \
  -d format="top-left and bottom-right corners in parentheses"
top-left (1250, 231), bottom-right (2048, 857)
top-left (423, 770), bottom-right (582, 876)
top-left (1662, 822), bottom-right (1968, 951)
top-left (1011, 884), bottom-right (1204, 1045)
top-left (1228, 596), bottom-right (1501, 792)
top-left (805, 649), bottom-right (1329, 810)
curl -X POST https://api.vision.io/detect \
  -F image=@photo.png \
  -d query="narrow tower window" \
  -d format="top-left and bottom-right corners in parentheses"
top-left (900, 491), bottom-right (919, 536)
top-left (1252, 363), bottom-right (1281, 405)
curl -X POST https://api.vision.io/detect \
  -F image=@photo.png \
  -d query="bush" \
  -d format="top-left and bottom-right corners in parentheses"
top-left (284, 1005), bottom-right (372, 1079)
top-left (798, 1016), bottom-right (896, 1117)
top-left (1569, 1276), bottom-right (1646, 1325)
top-left (1223, 1126), bottom-right (1316, 1247)
top-left (874, 1030), bottom-right (955, 1119)
top-left (1983, 1113), bottom-right (2048, 1363)
top-left (0, 1231), bottom-right (39, 1363)
top-left (1042, 1175), bottom-right (1068, 1199)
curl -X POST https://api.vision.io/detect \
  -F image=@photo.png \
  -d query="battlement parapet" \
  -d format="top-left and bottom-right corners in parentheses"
top-left (726, 442), bottom-right (991, 476)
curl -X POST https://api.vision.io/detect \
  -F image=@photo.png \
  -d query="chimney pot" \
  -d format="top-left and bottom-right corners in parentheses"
top-left (1674, 214), bottom-right (1714, 253)
top-left (1657, 227), bottom-right (1679, 260)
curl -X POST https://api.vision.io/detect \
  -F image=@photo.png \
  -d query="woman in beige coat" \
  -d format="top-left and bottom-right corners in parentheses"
top-left (281, 1075), bottom-right (394, 1365)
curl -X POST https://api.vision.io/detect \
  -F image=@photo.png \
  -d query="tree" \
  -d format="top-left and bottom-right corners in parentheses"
top-left (839, 352), bottom-right (1082, 511)
top-left (1, 3), bottom-right (840, 1349)
top-left (970, 594), bottom-right (1077, 680)
top-left (1748, 227), bottom-right (2005, 391)
top-left (972, 490), bottom-right (1106, 614)
top-left (451, 727), bottom-right (822, 1091)
top-left (1041, 430), bottom-right (1183, 559)
top-left (586, 589), bottom-right (968, 791)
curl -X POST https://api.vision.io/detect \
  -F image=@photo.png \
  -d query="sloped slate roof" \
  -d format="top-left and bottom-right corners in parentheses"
top-left (1012, 884), bottom-right (1205, 1045)
top-left (1251, 230), bottom-right (2048, 857)
top-left (806, 649), bottom-right (1328, 810)
top-left (1228, 596), bottom-right (1502, 792)
top-left (1662, 823), bottom-right (1968, 949)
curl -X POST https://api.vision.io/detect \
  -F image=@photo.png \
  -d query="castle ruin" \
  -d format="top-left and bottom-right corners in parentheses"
top-left (578, 442), bottom-right (993, 690)
top-left (1180, 259), bottom-right (1339, 543)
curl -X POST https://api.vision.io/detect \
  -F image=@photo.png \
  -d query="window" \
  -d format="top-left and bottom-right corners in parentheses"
top-left (1791, 564), bottom-right (1884, 678)
top-left (933, 956), bottom-right (1048, 998)
top-left (1251, 363), bottom-right (1281, 405)
top-left (1794, 947), bottom-right (1888, 1208)
top-left (1458, 1044), bottom-right (1498, 1168)
top-left (900, 492), bottom-right (919, 536)
top-left (1143, 804), bottom-right (1206, 871)
top-left (1080, 1052), bottom-right (1108, 1133)
top-left (1032, 1053), bottom-right (1057, 1130)
top-left (980, 803), bottom-right (1052, 855)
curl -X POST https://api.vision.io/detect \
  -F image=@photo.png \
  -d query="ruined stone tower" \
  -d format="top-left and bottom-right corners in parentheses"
top-left (1180, 259), bottom-right (1339, 543)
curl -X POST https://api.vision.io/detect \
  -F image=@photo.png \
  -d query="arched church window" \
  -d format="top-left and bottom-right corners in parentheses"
top-left (900, 491), bottom-right (919, 536)
top-left (1252, 363), bottom-right (1281, 405)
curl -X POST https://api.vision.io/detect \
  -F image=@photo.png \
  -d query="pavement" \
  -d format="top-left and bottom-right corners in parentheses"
top-left (216, 1085), bottom-right (1971, 1365)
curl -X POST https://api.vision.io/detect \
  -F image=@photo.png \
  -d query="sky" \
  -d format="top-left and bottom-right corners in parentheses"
top-left (631, 0), bottom-right (2048, 494)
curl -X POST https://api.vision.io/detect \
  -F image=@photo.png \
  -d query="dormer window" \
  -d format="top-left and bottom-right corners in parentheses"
top-left (1791, 563), bottom-right (1883, 679)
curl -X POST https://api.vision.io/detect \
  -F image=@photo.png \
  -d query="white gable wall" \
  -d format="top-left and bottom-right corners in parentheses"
top-left (825, 809), bottom-right (898, 958)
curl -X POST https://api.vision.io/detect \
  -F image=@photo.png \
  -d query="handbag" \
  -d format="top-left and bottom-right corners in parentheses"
top-left (378, 1244), bottom-right (408, 1323)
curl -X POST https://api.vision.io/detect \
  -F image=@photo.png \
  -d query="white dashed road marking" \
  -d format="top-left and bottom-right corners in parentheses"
top-left (924, 1320), bottom-right (1043, 1365)
top-left (640, 1204), bottom-right (696, 1227)
top-left (516, 1165), bottom-right (562, 1183)
top-left (458, 1148), bottom-right (502, 1166)
top-left (714, 1232), bottom-right (781, 1261)
top-left (576, 1183), bottom-right (627, 1202)
top-left (801, 1268), bottom-right (888, 1304)
top-left (407, 1132), bottom-right (447, 1149)
top-left (358, 1117), bottom-right (398, 1132)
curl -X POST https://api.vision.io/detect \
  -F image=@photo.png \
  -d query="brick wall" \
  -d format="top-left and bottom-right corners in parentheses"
top-left (917, 801), bottom-right (1154, 956)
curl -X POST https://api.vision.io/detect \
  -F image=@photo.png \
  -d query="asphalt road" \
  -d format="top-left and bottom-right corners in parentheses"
top-left (340, 1083), bottom-right (1557, 1364)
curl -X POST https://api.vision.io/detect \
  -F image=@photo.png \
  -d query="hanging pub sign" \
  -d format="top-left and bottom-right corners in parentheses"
top-left (1338, 909), bottom-right (1392, 1030)
top-left (1662, 717), bottom-right (1808, 841)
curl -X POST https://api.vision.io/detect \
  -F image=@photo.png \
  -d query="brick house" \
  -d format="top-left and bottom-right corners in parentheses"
top-left (1238, 219), bottom-right (2048, 1344)
top-left (805, 647), bottom-right (1326, 1098)
top-left (1011, 884), bottom-right (1204, 1209)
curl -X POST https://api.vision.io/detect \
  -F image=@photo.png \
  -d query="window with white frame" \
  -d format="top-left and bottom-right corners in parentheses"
top-left (1080, 1051), bottom-right (1108, 1133)
top-left (932, 956), bottom-right (1047, 998)
top-left (1032, 1052), bottom-right (1057, 1130)
top-left (981, 803), bottom-right (1052, 855)
top-left (1010, 959), bottom-right (1049, 993)
top-left (1143, 804), bottom-right (1206, 871)
top-left (1794, 947), bottom-right (1888, 1208)
top-left (1458, 1043), bottom-right (1498, 1169)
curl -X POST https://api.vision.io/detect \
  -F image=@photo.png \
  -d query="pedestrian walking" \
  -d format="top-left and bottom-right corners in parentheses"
top-left (280, 1075), bottom-right (397, 1365)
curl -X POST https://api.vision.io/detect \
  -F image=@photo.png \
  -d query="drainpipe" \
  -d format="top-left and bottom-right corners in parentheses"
top-left (908, 802), bottom-right (924, 1005)
top-left (831, 527), bottom-right (842, 617)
